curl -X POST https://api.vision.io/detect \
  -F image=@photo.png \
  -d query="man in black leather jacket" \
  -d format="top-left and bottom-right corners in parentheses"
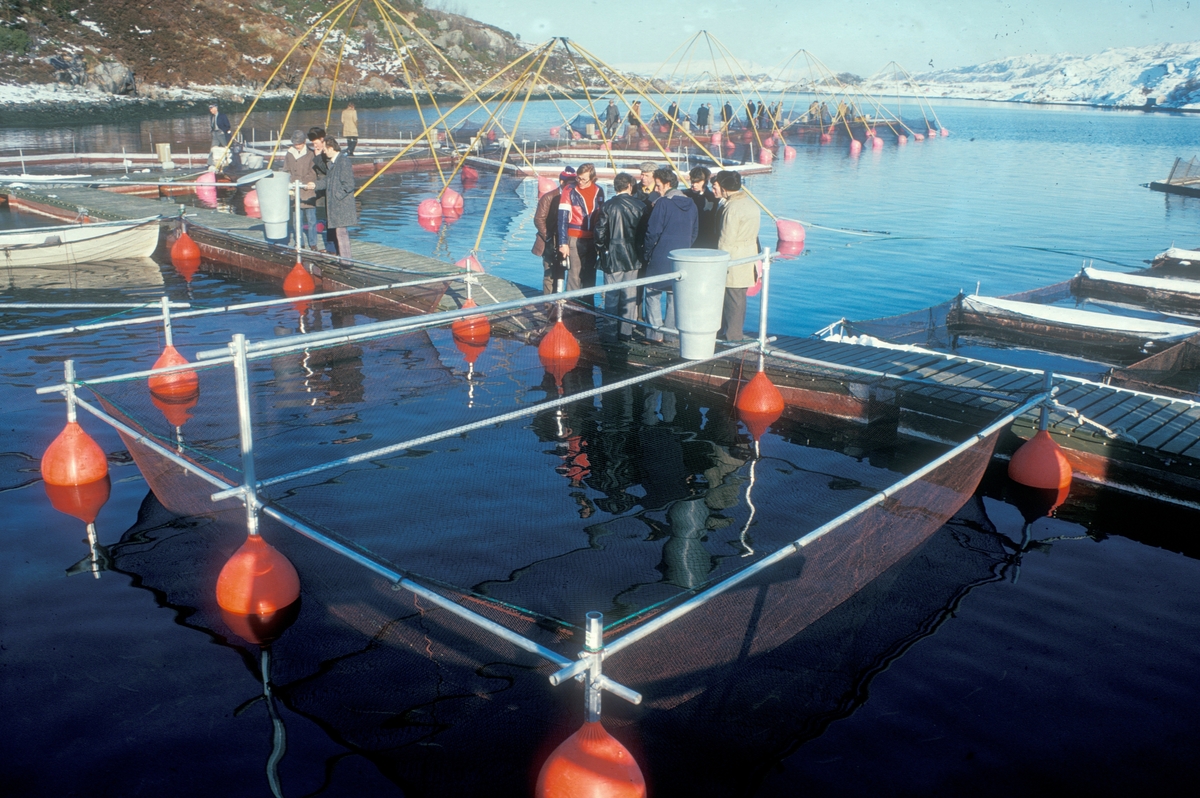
top-left (594, 172), bottom-right (648, 342)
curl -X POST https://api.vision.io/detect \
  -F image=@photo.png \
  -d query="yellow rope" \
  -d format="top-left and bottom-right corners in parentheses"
top-left (472, 45), bottom-right (557, 254)
top-left (227, 0), bottom-right (355, 155)
top-left (562, 42), bottom-right (617, 172)
top-left (325, 0), bottom-right (365, 128)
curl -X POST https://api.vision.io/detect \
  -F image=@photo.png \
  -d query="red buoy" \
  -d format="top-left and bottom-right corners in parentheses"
top-left (283, 261), bottom-right (315, 297)
top-left (195, 171), bottom-right (218, 207)
top-left (44, 475), bottom-right (111, 524)
top-left (897, 134), bottom-right (908, 145)
top-left (776, 238), bottom-right (804, 258)
top-left (441, 187), bottom-right (464, 212)
top-left (243, 189), bottom-right (261, 218)
top-left (539, 321), bottom-right (581, 391)
top-left (736, 371), bottom-right (785, 440)
top-left (42, 421), bottom-right (109, 486)
top-left (710, 131), bottom-right (722, 146)
top-left (783, 145), bottom-right (797, 160)
top-left (775, 218), bottom-right (805, 244)
top-left (927, 128), bottom-right (938, 138)
top-left (452, 297), bottom-right (491, 347)
top-left (455, 254), bottom-right (484, 273)
top-left (819, 133), bottom-right (832, 144)
top-left (914, 133), bottom-right (925, 141)
top-left (849, 140), bottom-right (862, 155)
top-left (871, 136), bottom-right (884, 150)
top-left (461, 165), bottom-right (480, 184)
top-left (536, 722), bottom-right (646, 798)
top-left (1008, 430), bottom-right (1072, 492)
top-left (487, 129), bottom-right (497, 142)
top-left (148, 345), bottom-right (200, 400)
top-left (539, 175), bottom-right (559, 196)
top-left (758, 148), bottom-right (774, 165)
top-left (550, 126), bottom-right (561, 138)
top-left (940, 128), bottom-right (950, 137)
top-left (171, 231), bottom-right (201, 279)
top-left (417, 198), bottom-right (443, 219)
top-left (217, 535), bottom-right (300, 614)
top-left (418, 214), bottom-right (441, 232)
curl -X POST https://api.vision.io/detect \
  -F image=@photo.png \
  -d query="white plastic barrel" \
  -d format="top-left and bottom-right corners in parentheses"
top-left (255, 171), bottom-right (291, 241)
top-left (670, 247), bottom-right (730, 359)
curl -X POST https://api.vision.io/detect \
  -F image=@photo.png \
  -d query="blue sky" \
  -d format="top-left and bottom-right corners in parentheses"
top-left (445, 0), bottom-right (1199, 75)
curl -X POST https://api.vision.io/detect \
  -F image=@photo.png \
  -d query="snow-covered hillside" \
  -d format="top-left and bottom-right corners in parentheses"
top-left (865, 41), bottom-right (1200, 109)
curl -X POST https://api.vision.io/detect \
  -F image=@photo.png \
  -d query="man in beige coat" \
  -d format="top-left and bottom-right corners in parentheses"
top-left (713, 170), bottom-right (760, 341)
top-left (340, 102), bottom-right (358, 156)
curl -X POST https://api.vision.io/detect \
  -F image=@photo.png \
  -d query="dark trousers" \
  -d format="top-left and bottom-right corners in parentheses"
top-left (346, 137), bottom-right (358, 156)
top-left (719, 287), bottom-right (748, 341)
top-left (331, 227), bottom-right (351, 261)
top-left (542, 256), bottom-right (565, 295)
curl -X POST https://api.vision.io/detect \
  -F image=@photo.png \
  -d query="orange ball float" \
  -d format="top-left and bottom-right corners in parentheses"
top-left (44, 475), bottom-right (111, 524)
top-left (536, 722), bottom-right (646, 798)
top-left (736, 371), bottom-right (784, 441)
top-left (283, 261), bottom-right (315, 297)
top-left (148, 344), bottom-right (200, 400)
top-left (539, 321), bottom-right (581, 390)
top-left (42, 421), bottom-right (109, 486)
top-left (170, 231), bottom-right (201, 273)
top-left (452, 298), bottom-right (491, 346)
top-left (1008, 429), bottom-right (1072, 492)
top-left (217, 535), bottom-right (301, 615)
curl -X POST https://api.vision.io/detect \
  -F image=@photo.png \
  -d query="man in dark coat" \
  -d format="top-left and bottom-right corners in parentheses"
top-left (209, 104), bottom-right (231, 146)
top-left (603, 100), bottom-right (620, 140)
top-left (682, 166), bottom-right (718, 248)
top-left (533, 167), bottom-right (575, 294)
top-left (307, 127), bottom-right (336, 253)
top-left (594, 172), bottom-right (647, 342)
top-left (722, 101), bottom-right (734, 130)
top-left (309, 137), bottom-right (357, 261)
top-left (642, 167), bottom-right (698, 342)
top-left (696, 103), bottom-right (710, 133)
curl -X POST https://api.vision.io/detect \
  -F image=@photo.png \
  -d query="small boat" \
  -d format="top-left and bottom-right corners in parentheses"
top-left (0, 216), bottom-right (161, 268)
top-left (1071, 265), bottom-right (1200, 314)
top-left (1151, 245), bottom-right (1200, 268)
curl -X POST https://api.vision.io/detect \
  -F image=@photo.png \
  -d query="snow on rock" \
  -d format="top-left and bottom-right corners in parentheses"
top-left (862, 40), bottom-right (1200, 109)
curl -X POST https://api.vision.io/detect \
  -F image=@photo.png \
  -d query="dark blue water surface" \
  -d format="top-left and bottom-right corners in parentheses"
top-left (2, 100), bottom-right (1200, 796)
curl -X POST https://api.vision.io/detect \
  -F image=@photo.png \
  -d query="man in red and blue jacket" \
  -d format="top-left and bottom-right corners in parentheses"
top-left (557, 162), bottom-right (605, 295)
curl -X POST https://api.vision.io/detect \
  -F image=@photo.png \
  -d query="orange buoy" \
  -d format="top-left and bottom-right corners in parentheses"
top-left (897, 134), bottom-right (908, 145)
top-left (538, 175), bottom-right (559, 195)
top-left (819, 133), bottom-right (832, 144)
top-left (849, 139), bottom-right (862, 155)
top-left (776, 218), bottom-right (805, 244)
top-left (1008, 429), bottom-right (1072, 492)
top-left (710, 131), bottom-right (722, 146)
top-left (148, 344), bottom-right (200, 400)
top-left (783, 145), bottom-right (797, 160)
top-left (758, 148), bottom-right (773, 165)
top-left (455, 254), bottom-right (484, 273)
top-left (42, 421), bottom-right (109, 486)
top-left (441, 187), bottom-right (464, 212)
top-left (44, 475), bottom-right (111, 524)
top-left (536, 721), bottom-right (646, 798)
top-left (170, 231), bottom-right (201, 277)
top-left (736, 371), bottom-right (784, 440)
top-left (417, 198), bottom-right (443, 218)
top-left (539, 321), bottom-right (581, 391)
top-left (452, 298), bottom-right (491, 345)
top-left (776, 239), bottom-right (804, 259)
top-left (151, 390), bottom-right (198, 428)
top-left (462, 165), bottom-right (480, 182)
top-left (283, 261), bottom-right (315, 297)
top-left (914, 133), bottom-right (925, 141)
top-left (217, 534), bottom-right (301, 615)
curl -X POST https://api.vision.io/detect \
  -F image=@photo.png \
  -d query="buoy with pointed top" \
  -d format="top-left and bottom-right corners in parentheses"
top-left (243, 189), bottom-right (261, 217)
top-left (148, 344), bottom-right (200, 399)
top-left (217, 534), bottom-right (302, 646)
top-left (283, 260), bottom-right (315, 297)
top-left (417, 198), bottom-right (443, 220)
top-left (452, 298), bottom-right (491, 345)
top-left (455, 254), bottom-right (484, 273)
top-left (736, 371), bottom-right (784, 441)
top-left (171, 230), bottom-right (201, 273)
top-left (783, 145), bottom-right (796, 160)
top-left (539, 321), bottom-right (580, 392)
top-left (776, 218), bottom-right (806, 244)
top-left (1008, 429), bottom-right (1071, 492)
top-left (45, 475), bottom-right (111, 524)
top-left (42, 421), bottom-right (108, 486)
top-left (441, 187), bottom-right (464, 213)
top-left (819, 133), bottom-right (832, 144)
top-left (849, 140), bottom-right (862, 155)
top-left (535, 721), bottom-right (646, 798)
top-left (195, 171), bottom-right (218, 207)
top-left (758, 147), bottom-right (773, 165)
top-left (538, 175), bottom-right (559, 195)
top-left (871, 136), bottom-right (884, 150)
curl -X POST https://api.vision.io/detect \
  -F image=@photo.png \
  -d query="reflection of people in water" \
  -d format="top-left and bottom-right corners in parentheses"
top-left (270, 309), bottom-right (366, 409)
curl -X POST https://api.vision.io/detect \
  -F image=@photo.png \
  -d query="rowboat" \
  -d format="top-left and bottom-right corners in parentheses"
top-left (0, 216), bottom-right (161, 268)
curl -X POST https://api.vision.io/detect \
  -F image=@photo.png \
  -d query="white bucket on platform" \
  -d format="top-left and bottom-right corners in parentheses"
top-left (670, 247), bottom-right (730, 359)
top-left (255, 171), bottom-right (291, 241)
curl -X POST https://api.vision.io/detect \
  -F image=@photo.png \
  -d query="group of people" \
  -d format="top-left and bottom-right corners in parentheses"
top-left (281, 125), bottom-right (358, 260)
top-left (592, 98), bottom-right (791, 140)
top-left (532, 161), bottom-right (761, 344)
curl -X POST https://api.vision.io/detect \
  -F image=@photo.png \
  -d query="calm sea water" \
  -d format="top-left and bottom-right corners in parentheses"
top-left (2, 99), bottom-right (1199, 796)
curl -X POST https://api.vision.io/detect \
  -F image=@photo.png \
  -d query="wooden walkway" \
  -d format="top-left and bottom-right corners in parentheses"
top-left (769, 336), bottom-right (1200, 463)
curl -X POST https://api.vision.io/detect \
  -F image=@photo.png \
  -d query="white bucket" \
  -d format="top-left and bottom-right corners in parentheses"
top-left (670, 247), bottom-right (730, 359)
top-left (255, 171), bottom-right (291, 241)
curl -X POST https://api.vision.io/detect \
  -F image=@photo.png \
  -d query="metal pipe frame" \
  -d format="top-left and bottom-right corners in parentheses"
top-left (0, 302), bottom-right (190, 310)
top-left (550, 389), bottom-right (1054, 687)
top-left (3, 275), bottom-right (467, 345)
top-left (195, 270), bottom-right (686, 362)
top-left (210, 338), bottom-right (769, 501)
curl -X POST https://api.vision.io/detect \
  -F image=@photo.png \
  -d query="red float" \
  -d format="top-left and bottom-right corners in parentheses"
top-left (42, 421), bottom-right (109, 486)
top-left (849, 139), bottom-right (862, 155)
top-left (535, 722), bottom-right (646, 798)
top-left (152, 390), bottom-right (198, 428)
top-left (776, 238), bottom-right (804, 258)
top-left (758, 148), bottom-right (773, 165)
top-left (710, 131), bottom-right (722, 146)
top-left (538, 175), bottom-right (559, 196)
top-left (1008, 430), bottom-right (1072, 492)
top-left (243, 189), bottom-right (261, 218)
top-left (44, 475), bottom-right (111, 524)
top-left (148, 345), bottom-right (200, 400)
top-left (455, 254), bottom-right (484, 273)
top-left (775, 218), bottom-right (805, 244)
top-left (783, 145), bottom-right (796, 160)
top-left (441, 187), bottom-right (464, 212)
top-left (283, 261), bottom-right (315, 297)
top-left (940, 128), bottom-right (950, 137)
top-left (217, 534), bottom-right (302, 646)
top-left (170, 231), bottom-right (201, 280)
top-left (538, 321), bottom-right (580, 392)
top-left (819, 133), bottom-right (832, 144)
top-left (418, 214), bottom-right (441, 233)
top-left (736, 371), bottom-right (784, 440)
top-left (897, 134), bottom-right (908, 145)
top-left (871, 136), bottom-right (884, 150)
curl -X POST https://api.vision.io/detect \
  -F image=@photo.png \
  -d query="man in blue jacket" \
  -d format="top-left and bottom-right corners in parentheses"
top-left (641, 167), bottom-right (697, 342)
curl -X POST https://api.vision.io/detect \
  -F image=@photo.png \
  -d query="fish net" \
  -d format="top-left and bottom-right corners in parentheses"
top-left (1109, 335), bottom-right (1200, 399)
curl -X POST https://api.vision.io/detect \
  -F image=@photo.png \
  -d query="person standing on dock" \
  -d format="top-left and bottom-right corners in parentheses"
top-left (696, 103), bottom-right (710, 133)
top-left (722, 101), bottom-right (733, 131)
top-left (284, 130), bottom-right (319, 249)
top-left (209, 104), bottom-right (231, 147)
top-left (340, 102), bottom-right (359, 156)
top-left (534, 167), bottom-right (574, 294)
top-left (683, 167), bottom-right (718, 248)
top-left (594, 172), bottom-right (647, 342)
top-left (642, 167), bottom-right (698, 343)
top-left (712, 170), bottom-right (760, 342)
top-left (635, 161), bottom-right (660, 206)
top-left (309, 137), bottom-right (357, 262)
top-left (626, 101), bottom-right (643, 142)
top-left (307, 127), bottom-right (336, 253)
top-left (558, 163), bottom-right (605, 296)
top-left (604, 100), bottom-right (620, 140)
